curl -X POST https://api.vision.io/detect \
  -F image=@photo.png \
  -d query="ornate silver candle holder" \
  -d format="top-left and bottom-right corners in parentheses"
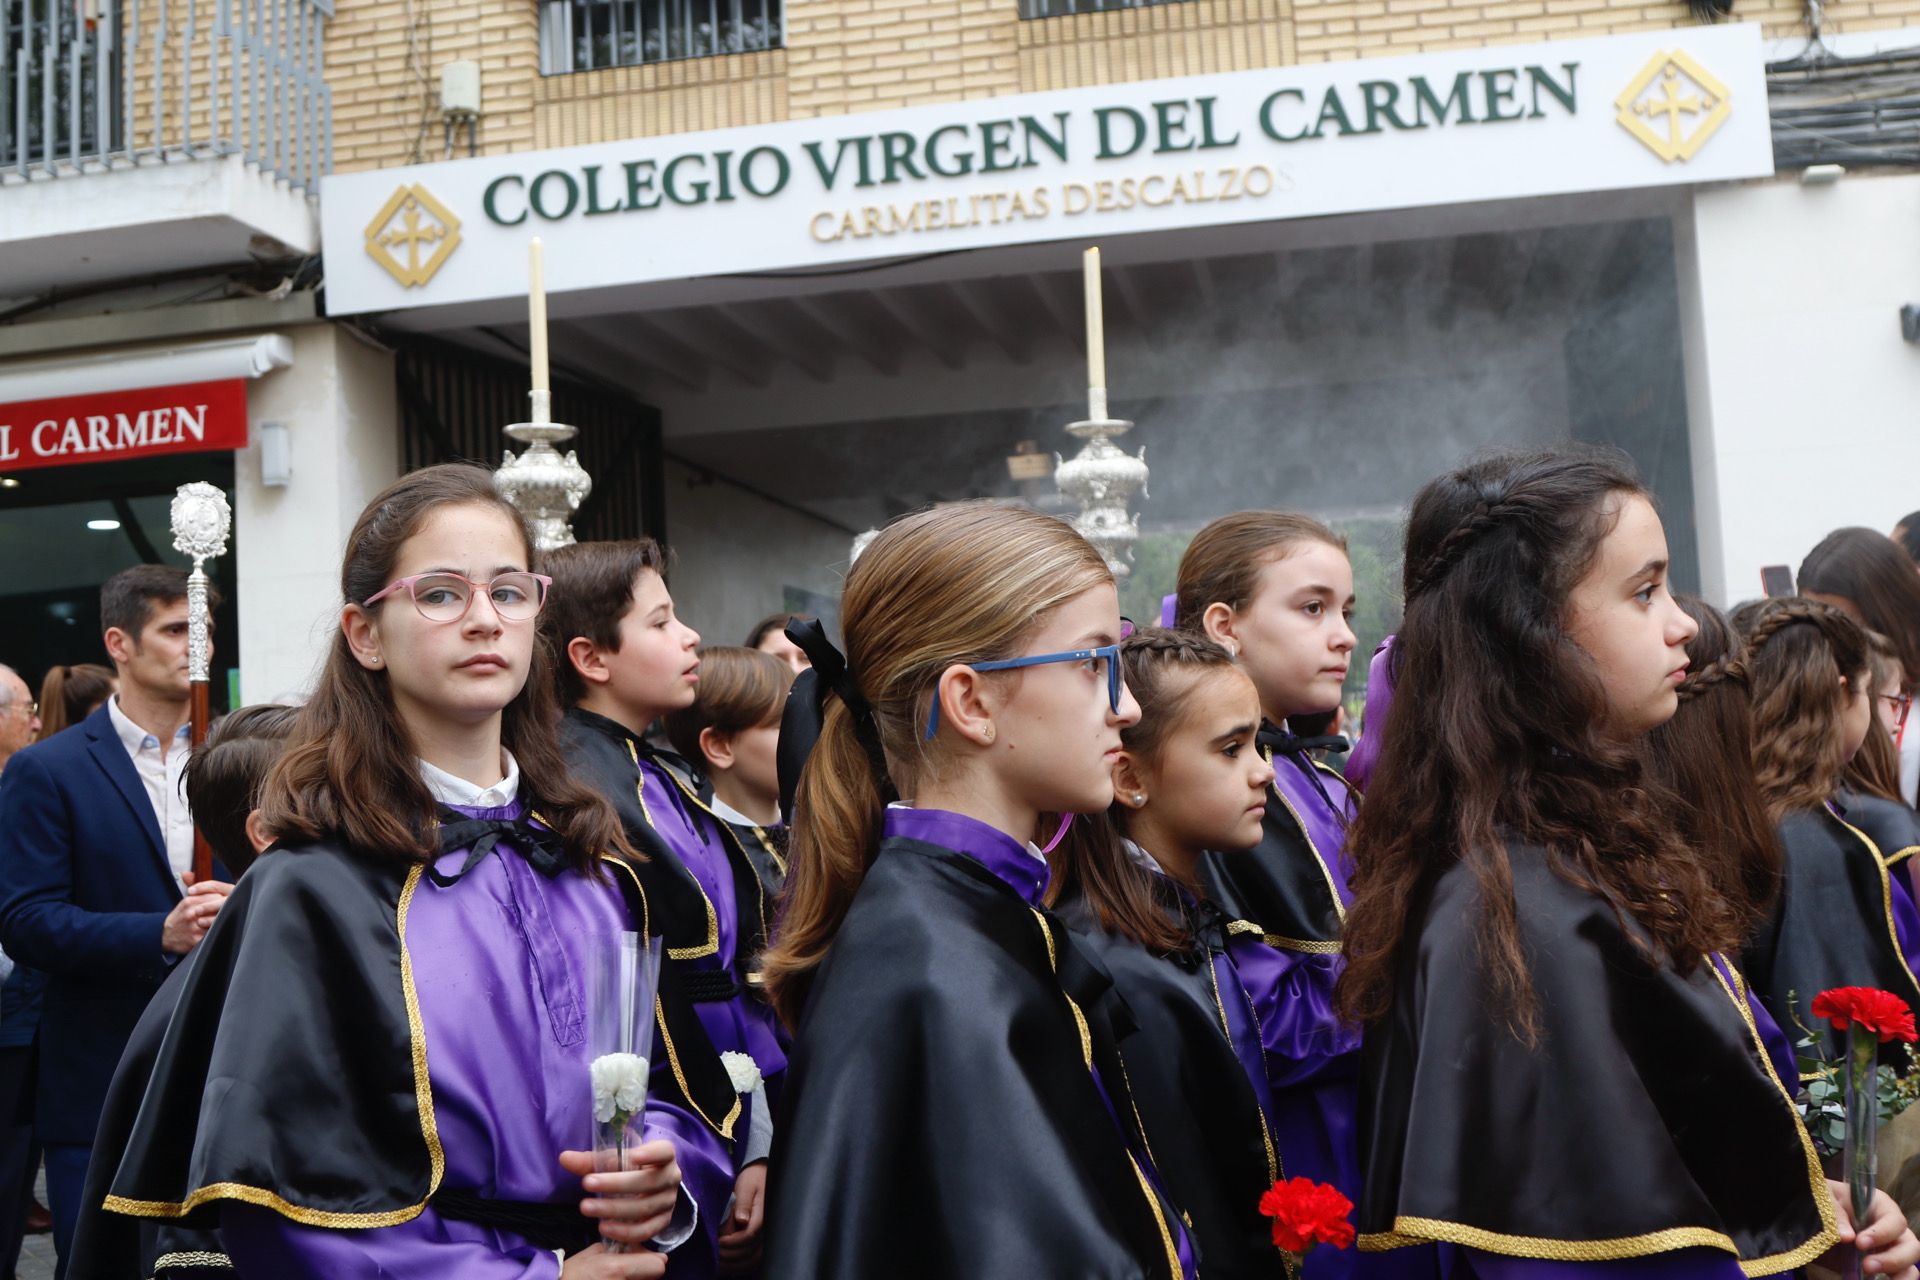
top-left (496, 389), bottom-right (593, 552)
top-left (1055, 415), bottom-right (1148, 578)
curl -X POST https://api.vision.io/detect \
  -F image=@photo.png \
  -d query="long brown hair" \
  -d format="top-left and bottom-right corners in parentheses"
top-left (1644, 596), bottom-right (1780, 925)
top-left (762, 502), bottom-right (1112, 1027)
top-left (1049, 630), bottom-right (1243, 954)
top-left (1334, 448), bottom-right (1746, 1042)
top-left (35, 663), bottom-right (114, 739)
top-left (1735, 597), bottom-right (1871, 823)
top-left (1799, 528), bottom-right (1920, 695)
top-left (1173, 511), bottom-right (1346, 634)
top-left (1846, 629), bottom-right (1906, 806)
top-left (259, 465), bottom-right (630, 873)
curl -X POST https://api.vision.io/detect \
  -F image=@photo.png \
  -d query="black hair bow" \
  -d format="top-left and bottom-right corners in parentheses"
top-left (786, 618), bottom-right (871, 721)
top-left (775, 618), bottom-right (890, 822)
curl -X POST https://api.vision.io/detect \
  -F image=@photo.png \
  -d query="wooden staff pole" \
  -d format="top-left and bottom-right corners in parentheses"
top-left (171, 483), bottom-right (231, 884)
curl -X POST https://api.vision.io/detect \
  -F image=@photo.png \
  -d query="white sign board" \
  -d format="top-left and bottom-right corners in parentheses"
top-left (321, 23), bottom-right (1773, 316)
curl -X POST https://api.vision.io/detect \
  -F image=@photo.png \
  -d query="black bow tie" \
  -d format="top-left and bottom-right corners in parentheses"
top-left (1257, 725), bottom-right (1351, 757)
top-left (430, 808), bottom-right (570, 885)
top-left (1172, 894), bottom-right (1233, 972)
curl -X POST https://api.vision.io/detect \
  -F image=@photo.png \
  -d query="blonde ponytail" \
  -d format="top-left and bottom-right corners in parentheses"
top-left (761, 501), bottom-right (1112, 1029)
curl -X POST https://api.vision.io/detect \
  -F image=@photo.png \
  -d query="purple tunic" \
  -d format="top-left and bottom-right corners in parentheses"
top-left (220, 801), bottom-right (737, 1279)
top-left (636, 757), bottom-right (788, 1089)
top-left (1888, 868), bottom-right (1920, 979)
top-left (884, 806), bottom-right (1198, 1280)
top-left (1272, 750), bottom-right (1356, 908)
top-left (1346, 638), bottom-right (1396, 792)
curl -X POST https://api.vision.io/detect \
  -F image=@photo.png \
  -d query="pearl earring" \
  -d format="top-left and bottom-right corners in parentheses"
top-left (1133, 793), bottom-right (1146, 805)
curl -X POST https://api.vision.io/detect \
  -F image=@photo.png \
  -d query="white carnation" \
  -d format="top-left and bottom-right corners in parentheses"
top-left (721, 1051), bottom-right (762, 1095)
top-left (590, 1052), bottom-right (649, 1125)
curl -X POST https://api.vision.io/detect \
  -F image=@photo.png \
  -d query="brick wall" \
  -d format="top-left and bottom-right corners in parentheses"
top-left (328, 0), bottom-right (540, 173)
top-left (321, 0), bottom-right (1920, 169)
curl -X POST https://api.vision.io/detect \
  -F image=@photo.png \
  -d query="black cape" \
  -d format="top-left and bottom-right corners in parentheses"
top-left (1055, 881), bottom-right (1284, 1278)
top-left (70, 836), bottom-right (737, 1258)
top-left (1359, 842), bottom-right (1836, 1271)
top-left (1743, 803), bottom-right (1920, 1066)
top-left (68, 958), bottom-right (234, 1280)
top-left (764, 836), bottom-right (1190, 1279)
top-left (1202, 729), bottom-right (1351, 950)
top-left (562, 709), bottom-right (776, 985)
top-left (1836, 789), bottom-right (1920, 873)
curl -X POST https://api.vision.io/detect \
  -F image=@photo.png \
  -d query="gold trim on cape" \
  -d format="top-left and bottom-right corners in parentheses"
top-left (104, 864), bottom-right (446, 1229)
top-left (654, 761), bottom-right (772, 950)
top-left (626, 740), bottom-right (720, 960)
top-left (1208, 941), bottom-right (1282, 1186)
top-left (1828, 808), bottom-right (1920, 999)
top-left (1028, 909), bottom-right (1182, 1279)
top-left (151, 1250), bottom-right (235, 1272)
top-left (1263, 746), bottom-right (1347, 925)
top-left (1360, 955), bottom-right (1839, 1276)
top-left (651, 992), bottom-right (743, 1141)
top-left (603, 847), bottom-right (742, 1142)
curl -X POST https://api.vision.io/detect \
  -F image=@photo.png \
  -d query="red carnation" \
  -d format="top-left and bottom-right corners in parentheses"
top-left (1812, 987), bottom-right (1919, 1043)
top-left (1258, 1177), bottom-right (1357, 1254)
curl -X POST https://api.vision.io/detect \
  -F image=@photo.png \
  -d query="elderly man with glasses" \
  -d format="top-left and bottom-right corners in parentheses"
top-left (0, 667), bottom-right (38, 777)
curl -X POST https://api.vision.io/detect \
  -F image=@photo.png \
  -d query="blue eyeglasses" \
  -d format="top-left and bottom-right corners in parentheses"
top-left (923, 644), bottom-right (1125, 740)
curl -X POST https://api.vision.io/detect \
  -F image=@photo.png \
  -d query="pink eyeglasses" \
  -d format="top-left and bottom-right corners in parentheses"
top-left (364, 571), bottom-right (552, 624)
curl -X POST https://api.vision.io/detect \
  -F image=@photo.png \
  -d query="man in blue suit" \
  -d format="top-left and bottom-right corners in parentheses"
top-left (0, 565), bottom-right (233, 1278)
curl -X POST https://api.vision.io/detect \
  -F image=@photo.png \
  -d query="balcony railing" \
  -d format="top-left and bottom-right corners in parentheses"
top-left (1, 0), bottom-right (331, 191)
top-left (539, 0), bottom-right (782, 74)
top-left (1018, 0), bottom-right (1189, 18)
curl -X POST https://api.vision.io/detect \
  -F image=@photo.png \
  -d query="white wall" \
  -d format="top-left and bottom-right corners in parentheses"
top-left (234, 326), bottom-right (400, 702)
top-left (659, 456), bottom-right (853, 648)
top-left (1677, 173), bottom-right (1920, 605)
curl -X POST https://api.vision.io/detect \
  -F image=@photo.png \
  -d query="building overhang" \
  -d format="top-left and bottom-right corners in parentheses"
top-left (0, 154), bottom-right (320, 298)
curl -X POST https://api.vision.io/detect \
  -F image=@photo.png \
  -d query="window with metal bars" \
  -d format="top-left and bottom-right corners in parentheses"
top-left (538, 0), bottom-right (781, 74)
top-left (1017, 0), bottom-right (1188, 18)
top-left (2, 0), bottom-right (120, 171)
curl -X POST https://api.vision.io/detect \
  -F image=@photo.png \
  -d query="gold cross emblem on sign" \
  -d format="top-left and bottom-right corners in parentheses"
top-left (1615, 50), bottom-right (1732, 163)
top-left (364, 184), bottom-right (463, 288)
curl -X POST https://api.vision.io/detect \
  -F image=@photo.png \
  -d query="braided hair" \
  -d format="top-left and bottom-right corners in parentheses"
top-left (1337, 446), bottom-right (1745, 1043)
top-left (1645, 596), bottom-right (1780, 927)
top-left (1734, 596), bottom-right (1871, 822)
top-left (1049, 629), bottom-right (1249, 954)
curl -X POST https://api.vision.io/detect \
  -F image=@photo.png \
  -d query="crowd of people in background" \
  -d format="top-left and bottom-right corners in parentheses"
top-left (2, 451), bottom-right (1920, 1279)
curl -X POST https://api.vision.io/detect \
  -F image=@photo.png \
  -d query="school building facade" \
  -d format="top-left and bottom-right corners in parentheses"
top-left (3, 0), bottom-right (1918, 701)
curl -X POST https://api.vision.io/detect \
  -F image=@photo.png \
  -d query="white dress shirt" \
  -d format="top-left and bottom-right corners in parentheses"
top-left (418, 752), bottom-right (522, 808)
top-left (708, 794), bottom-right (777, 831)
top-left (107, 697), bottom-right (193, 890)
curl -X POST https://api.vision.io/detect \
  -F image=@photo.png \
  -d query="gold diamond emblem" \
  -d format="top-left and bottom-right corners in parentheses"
top-left (1615, 50), bottom-right (1731, 164)
top-left (364, 184), bottom-right (462, 288)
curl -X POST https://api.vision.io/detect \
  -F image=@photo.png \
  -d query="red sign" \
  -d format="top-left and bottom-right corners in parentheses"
top-left (0, 379), bottom-right (249, 472)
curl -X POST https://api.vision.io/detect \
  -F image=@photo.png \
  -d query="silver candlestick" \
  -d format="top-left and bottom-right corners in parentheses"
top-left (169, 482), bottom-right (231, 682)
top-left (1055, 414), bottom-right (1148, 578)
top-left (496, 389), bottom-right (592, 552)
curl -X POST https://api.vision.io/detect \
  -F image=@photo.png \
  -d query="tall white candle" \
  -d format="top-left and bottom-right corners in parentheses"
top-left (1083, 246), bottom-right (1107, 420)
top-left (529, 238), bottom-right (550, 395)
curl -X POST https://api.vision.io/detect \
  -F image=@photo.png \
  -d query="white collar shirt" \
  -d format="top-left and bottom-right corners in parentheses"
top-left (417, 752), bottom-right (522, 808)
top-left (107, 696), bottom-right (194, 889)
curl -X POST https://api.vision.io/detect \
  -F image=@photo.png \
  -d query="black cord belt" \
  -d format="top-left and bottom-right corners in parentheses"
top-left (433, 1190), bottom-right (600, 1253)
top-left (679, 968), bottom-right (742, 1004)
